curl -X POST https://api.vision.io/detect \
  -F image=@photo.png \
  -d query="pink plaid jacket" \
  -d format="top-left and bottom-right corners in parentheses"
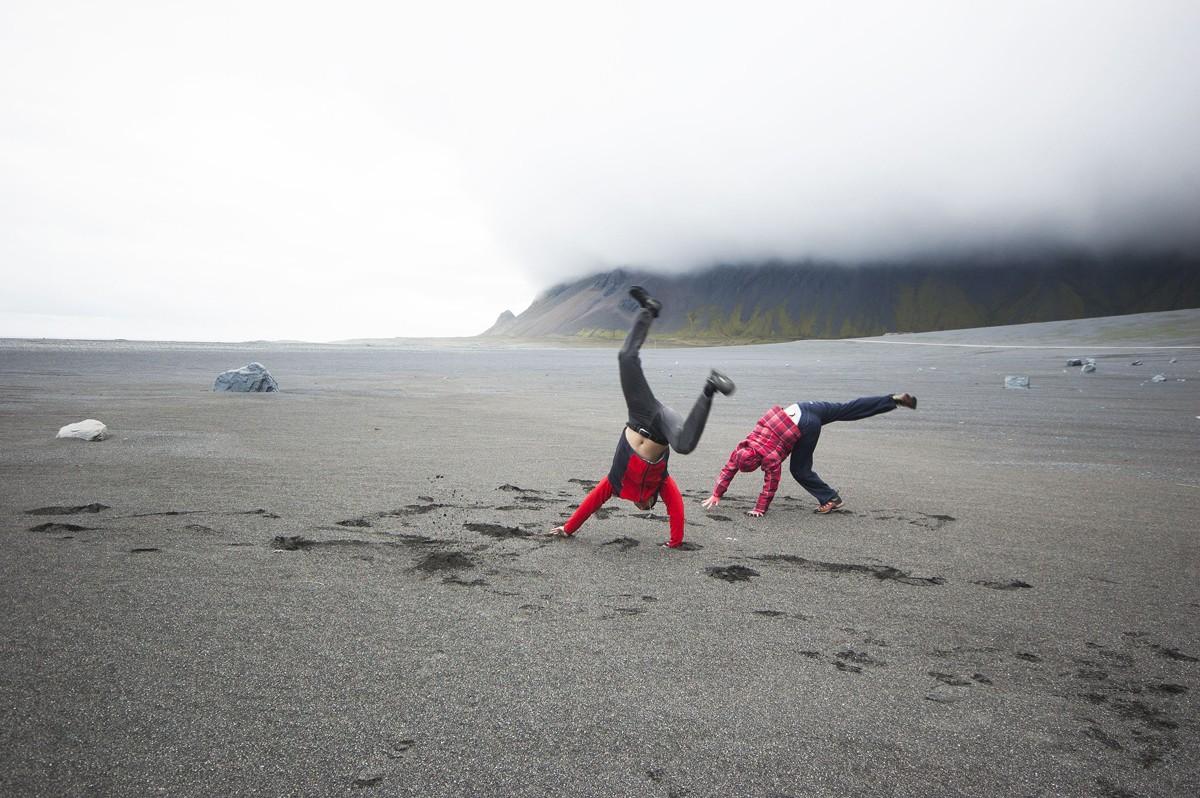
top-left (712, 405), bottom-right (803, 513)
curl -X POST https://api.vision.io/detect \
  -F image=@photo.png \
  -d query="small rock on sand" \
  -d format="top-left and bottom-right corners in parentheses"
top-left (1151, 374), bottom-right (1167, 383)
top-left (213, 362), bottom-right (279, 392)
top-left (56, 419), bottom-right (108, 441)
top-left (1004, 375), bottom-right (1030, 389)
top-left (1066, 358), bottom-right (1083, 367)
top-left (1081, 363), bottom-right (1096, 374)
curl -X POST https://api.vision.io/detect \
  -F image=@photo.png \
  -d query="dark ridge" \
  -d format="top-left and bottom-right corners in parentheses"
top-left (384, 503), bottom-right (447, 517)
top-left (415, 551), bottom-right (474, 572)
top-left (127, 508), bottom-right (280, 519)
top-left (272, 535), bottom-right (313, 551)
top-left (336, 518), bottom-right (373, 528)
top-left (1152, 645), bottom-right (1198, 662)
top-left (973, 579), bottom-right (1033, 590)
top-left (1083, 725), bottom-right (1123, 751)
top-left (1151, 683), bottom-right (1188, 695)
top-left (485, 255), bottom-right (1200, 341)
top-left (442, 576), bottom-right (488, 587)
top-left (25, 503), bottom-right (110, 515)
top-left (271, 536), bottom-right (380, 551)
top-left (929, 671), bottom-right (973, 686)
top-left (388, 533), bottom-right (439, 546)
top-left (753, 553), bottom-right (945, 587)
top-left (239, 509), bottom-right (281, 518)
top-left (29, 522), bottom-right (91, 533)
top-left (601, 537), bottom-right (640, 551)
top-left (837, 650), bottom-right (885, 667)
top-left (464, 522), bottom-right (533, 539)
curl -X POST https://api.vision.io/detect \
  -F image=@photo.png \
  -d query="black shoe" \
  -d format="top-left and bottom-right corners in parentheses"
top-left (706, 369), bottom-right (736, 396)
top-left (628, 285), bottom-right (662, 318)
top-left (894, 392), bottom-right (917, 410)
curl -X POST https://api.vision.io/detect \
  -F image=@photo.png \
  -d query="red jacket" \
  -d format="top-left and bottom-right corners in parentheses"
top-left (561, 430), bottom-right (685, 547)
top-left (712, 405), bottom-right (803, 514)
top-left (608, 430), bottom-right (669, 504)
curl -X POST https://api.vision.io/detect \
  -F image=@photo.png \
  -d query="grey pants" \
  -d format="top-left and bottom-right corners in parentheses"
top-left (618, 309), bottom-right (713, 454)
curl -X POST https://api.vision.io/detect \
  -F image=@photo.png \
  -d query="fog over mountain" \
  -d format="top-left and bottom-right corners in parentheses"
top-left (2, 2), bottom-right (1198, 340)
top-left (463, 2), bottom-right (1200, 285)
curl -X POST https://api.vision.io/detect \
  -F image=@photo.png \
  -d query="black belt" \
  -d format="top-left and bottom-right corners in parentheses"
top-left (626, 422), bottom-right (668, 446)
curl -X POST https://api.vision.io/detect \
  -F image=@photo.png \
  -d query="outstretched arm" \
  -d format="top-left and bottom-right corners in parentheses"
top-left (557, 476), bottom-right (614, 534)
top-left (660, 475), bottom-right (685, 547)
top-left (703, 450), bottom-right (740, 508)
top-left (751, 453), bottom-right (782, 515)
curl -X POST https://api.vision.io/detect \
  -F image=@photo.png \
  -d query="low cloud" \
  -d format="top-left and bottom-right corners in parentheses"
top-left (2, 2), bottom-right (1197, 339)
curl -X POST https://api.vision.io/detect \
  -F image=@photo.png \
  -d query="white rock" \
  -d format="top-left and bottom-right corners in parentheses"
top-left (1151, 374), bottom-right (1167, 382)
top-left (1004, 375), bottom-right (1030, 389)
top-left (1081, 363), bottom-right (1096, 374)
top-left (56, 419), bottom-right (108, 441)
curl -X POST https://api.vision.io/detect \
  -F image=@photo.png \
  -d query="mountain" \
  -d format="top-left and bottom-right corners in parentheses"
top-left (482, 310), bottom-right (518, 336)
top-left (482, 251), bottom-right (1200, 342)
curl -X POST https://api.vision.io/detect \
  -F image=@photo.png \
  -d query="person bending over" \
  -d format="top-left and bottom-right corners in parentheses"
top-left (552, 286), bottom-right (736, 547)
top-left (702, 393), bottom-right (917, 516)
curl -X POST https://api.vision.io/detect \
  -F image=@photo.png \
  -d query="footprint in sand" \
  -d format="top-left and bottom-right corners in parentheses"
top-left (705, 564), bottom-right (760, 582)
top-left (602, 537), bottom-right (640, 551)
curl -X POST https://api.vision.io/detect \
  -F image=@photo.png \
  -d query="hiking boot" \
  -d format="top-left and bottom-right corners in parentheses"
top-left (628, 285), bottom-right (662, 318)
top-left (893, 393), bottom-right (917, 410)
top-left (706, 369), bottom-right (736, 396)
top-left (814, 498), bottom-right (844, 514)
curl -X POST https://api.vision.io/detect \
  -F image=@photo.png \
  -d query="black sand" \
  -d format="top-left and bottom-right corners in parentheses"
top-left (1, 313), bottom-right (1198, 796)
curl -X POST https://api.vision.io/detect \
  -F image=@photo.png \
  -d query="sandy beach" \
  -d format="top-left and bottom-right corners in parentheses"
top-left (2, 311), bottom-right (1198, 797)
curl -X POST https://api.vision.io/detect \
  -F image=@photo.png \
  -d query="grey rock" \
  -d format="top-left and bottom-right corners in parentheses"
top-left (1004, 375), bottom-right (1030, 389)
top-left (1170, 357), bottom-right (1178, 363)
top-left (1081, 363), bottom-right (1096, 374)
top-left (1131, 360), bottom-right (1143, 366)
top-left (1151, 374), bottom-right (1167, 383)
top-left (213, 362), bottom-right (279, 392)
top-left (1066, 358), bottom-right (1083, 367)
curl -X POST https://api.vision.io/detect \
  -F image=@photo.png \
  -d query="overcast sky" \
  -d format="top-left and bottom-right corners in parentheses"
top-left (2, 1), bottom-right (1198, 341)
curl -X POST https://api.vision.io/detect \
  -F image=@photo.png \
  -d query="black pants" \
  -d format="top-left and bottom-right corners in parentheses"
top-left (619, 309), bottom-right (712, 454)
top-left (788, 395), bottom-right (897, 503)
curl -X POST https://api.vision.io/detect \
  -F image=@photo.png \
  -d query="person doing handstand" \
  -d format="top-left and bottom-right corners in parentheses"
top-left (701, 393), bottom-right (917, 517)
top-left (552, 286), bottom-right (736, 548)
